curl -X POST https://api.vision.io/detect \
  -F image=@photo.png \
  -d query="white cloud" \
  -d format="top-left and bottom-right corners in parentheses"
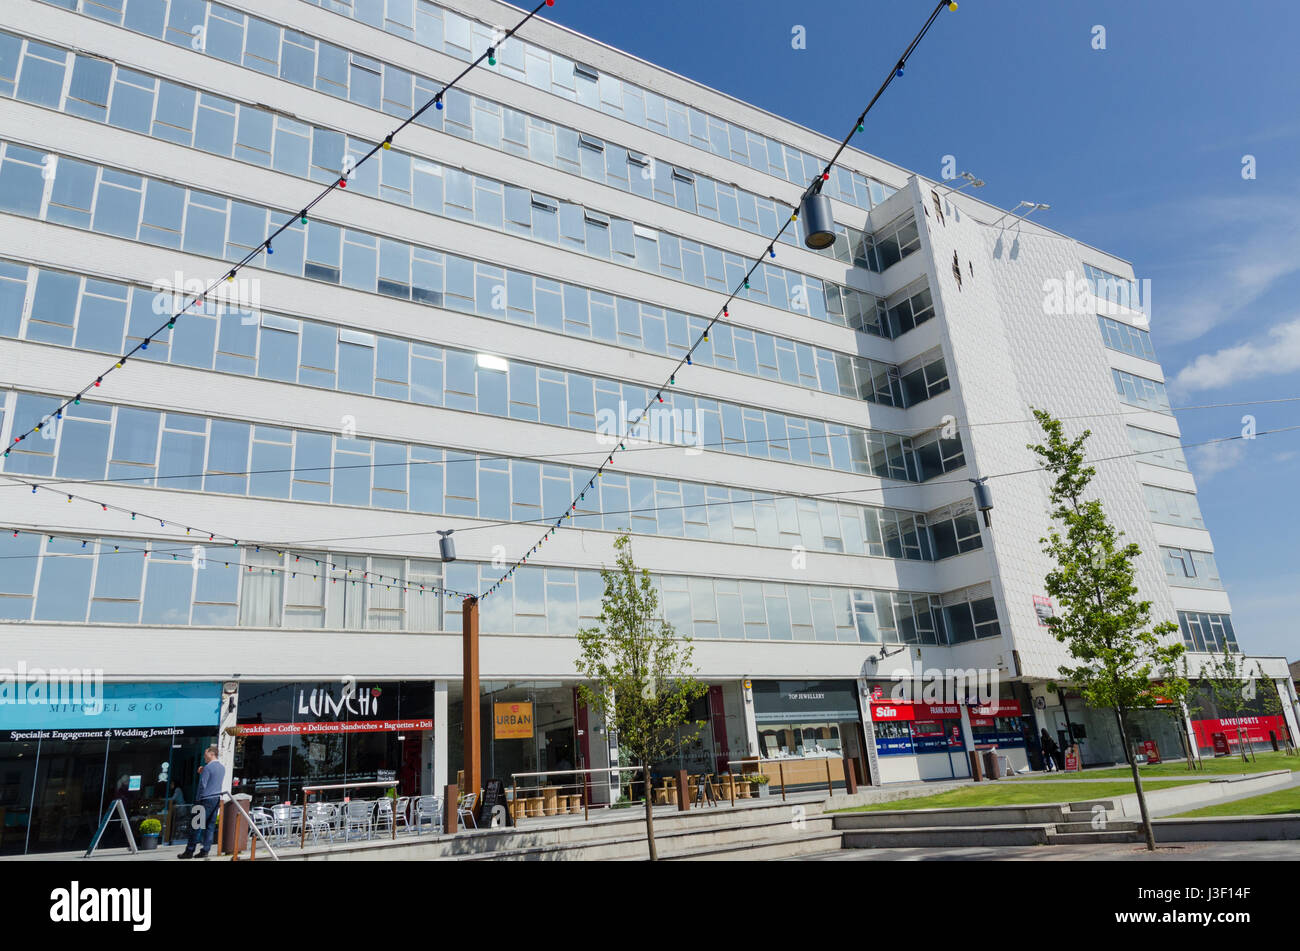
top-left (1188, 439), bottom-right (1246, 480)
top-left (1120, 194), bottom-right (1300, 344)
top-left (1171, 317), bottom-right (1300, 392)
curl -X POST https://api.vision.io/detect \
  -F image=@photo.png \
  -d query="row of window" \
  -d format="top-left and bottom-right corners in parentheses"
top-left (1161, 546), bottom-right (1222, 590)
top-left (1178, 611), bottom-right (1239, 654)
top-left (0, 28), bottom-right (890, 274)
top-left (0, 140), bottom-right (905, 355)
top-left (1126, 425), bottom-right (1188, 471)
top-left (0, 533), bottom-right (999, 644)
top-left (1, 267), bottom-right (963, 481)
top-left (0, 35), bottom-right (904, 340)
top-left (0, 257), bottom-right (942, 418)
top-left (302, 0), bottom-right (891, 208)
top-left (1143, 484), bottom-right (1206, 530)
top-left (1, 393), bottom-right (973, 552)
top-left (1112, 368), bottom-right (1171, 414)
top-left (34, 0), bottom-right (894, 213)
top-left (1098, 315), bottom-right (1157, 362)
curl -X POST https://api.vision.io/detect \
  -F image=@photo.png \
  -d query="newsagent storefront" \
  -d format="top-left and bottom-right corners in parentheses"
top-left (232, 680), bottom-right (434, 805)
top-left (867, 695), bottom-right (1031, 782)
top-left (0, 682), bottom-right (221, 856)
top-left (968, 699), bottom-right (1030, 772)
top-left (869, 699), bottom-right (968, 782)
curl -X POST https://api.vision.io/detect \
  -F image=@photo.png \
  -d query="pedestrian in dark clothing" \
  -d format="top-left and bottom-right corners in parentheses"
top-left (179, 745), bottom-right (224, 859)
top-left (1040, 729), bottom-right (1060, 772)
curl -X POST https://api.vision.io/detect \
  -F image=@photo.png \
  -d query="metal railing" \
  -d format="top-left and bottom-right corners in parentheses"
top-left (221, 791), bottom-right (280, 861)
top-left (506, 766), bottom-right (644, 824)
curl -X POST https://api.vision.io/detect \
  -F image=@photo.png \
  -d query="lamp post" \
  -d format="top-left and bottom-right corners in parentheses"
top-left (990, 200), bottom-right (1050, 228)
top-left (935, 170), bottom-right (986, 194)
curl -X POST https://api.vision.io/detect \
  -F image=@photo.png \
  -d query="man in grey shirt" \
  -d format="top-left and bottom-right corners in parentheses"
top-left (179, 745), bottom-right (225, 859)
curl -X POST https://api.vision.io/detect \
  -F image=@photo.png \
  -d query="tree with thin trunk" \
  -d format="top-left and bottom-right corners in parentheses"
top-left (575, 534), bottom-right (707, 861)
top-left (1253, 661), bottom-right (1293, 752)
top-left (1199, 648), bottom-right (1257, 762)
top-left (1156, 657), bottom-right (1200, 771)
top-left (1029, 410), bottom-right (1185, 852)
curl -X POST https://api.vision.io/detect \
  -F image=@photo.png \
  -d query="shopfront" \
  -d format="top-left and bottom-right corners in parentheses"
top-left (232, 680), bottom-right (434, 804)
top-left (869, 699), bottom-right (968, 782)
top-left (752, 680), bottom-right (867, 786)
top-left (969, 699), bottom-right (1030, 773)
top-left (0, 681), bottom-right (221, 855)
top-left (447, 681), bottom-right (580, 793)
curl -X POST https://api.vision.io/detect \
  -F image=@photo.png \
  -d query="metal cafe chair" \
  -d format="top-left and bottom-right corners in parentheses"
top-left (304, 802), bottom-right (337, 844)
top-left (413, 795), bottom-right (444, 835)
top-left (342, 800), bottom-right (374, 840)
top-left (270, 804), bottom-right (298, 844)
top-left (393, 796), bottom-right (412, 834)
top-left (456, 792), bottom-right (478, 829)
top-left (374, 797), bottom-right (396, 836)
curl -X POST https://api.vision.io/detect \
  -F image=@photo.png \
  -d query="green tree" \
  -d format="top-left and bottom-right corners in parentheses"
top-left (575, 534), bottom-right (707, 860)
top-left (1155, 657), bottom-right (1200, 770)
top-left (1253, 661), bottom-right (1294, 752)
top-left (1029, 410), bottom-right (1185, 851)
top-left (1199, 648), bottom-right (1256, 762)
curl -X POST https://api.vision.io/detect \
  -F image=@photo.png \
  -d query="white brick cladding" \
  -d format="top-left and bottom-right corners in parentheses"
top-left (912, 180), bottom-right (1204, 679)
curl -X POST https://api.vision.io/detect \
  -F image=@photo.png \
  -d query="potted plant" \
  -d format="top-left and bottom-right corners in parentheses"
top-left (138, 818), bottom-right (162, 850)
top-left (747, 774), bottom-right (771, 798)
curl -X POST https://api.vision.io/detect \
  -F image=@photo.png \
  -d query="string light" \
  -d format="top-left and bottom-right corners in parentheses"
top-left (479, 0), bottom-right (954, 601)
top-left (3, 1), bottom-right (559, 461)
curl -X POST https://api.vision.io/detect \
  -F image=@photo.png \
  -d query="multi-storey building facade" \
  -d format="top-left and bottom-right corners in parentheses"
top-left (1, 0), bottom-right (1295, 853)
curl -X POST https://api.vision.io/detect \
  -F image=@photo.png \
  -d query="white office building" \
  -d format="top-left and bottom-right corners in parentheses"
top-left (1, 0), bottom-right (1295, 853)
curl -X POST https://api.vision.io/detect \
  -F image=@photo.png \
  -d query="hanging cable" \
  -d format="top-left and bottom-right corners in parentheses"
top-left (8, 423), bottom-right (1294, 574)
top-left (1, 0), bottom-right (558, 462)
top-left (479, 0), bottom-right (962, 599)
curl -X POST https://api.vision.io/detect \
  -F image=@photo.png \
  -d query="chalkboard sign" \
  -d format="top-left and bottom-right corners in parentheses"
top-left (478, 778), bottom-right (511, 827)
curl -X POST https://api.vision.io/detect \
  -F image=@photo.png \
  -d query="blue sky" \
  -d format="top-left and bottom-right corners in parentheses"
top-left (541, 0), bottom-right (1300, 658)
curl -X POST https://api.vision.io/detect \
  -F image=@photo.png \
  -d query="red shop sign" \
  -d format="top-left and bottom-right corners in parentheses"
top-left (237, 718), bottom-right (433, 736)
top-left (872, 702), bottom-right (963, 721)
top-left (969, 700), bottom-right (1022, 718)
top-left (870, 703), bottom-right (913, 721)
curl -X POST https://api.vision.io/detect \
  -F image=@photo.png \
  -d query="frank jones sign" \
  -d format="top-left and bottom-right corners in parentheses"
top-left (494, 702), bottom-right (534, 739)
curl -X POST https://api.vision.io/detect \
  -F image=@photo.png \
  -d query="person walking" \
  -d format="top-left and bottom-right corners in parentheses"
top-left (1039, 729), bottom-right (1060, 772)
top-left (179, 746), bottom-right (225, 859)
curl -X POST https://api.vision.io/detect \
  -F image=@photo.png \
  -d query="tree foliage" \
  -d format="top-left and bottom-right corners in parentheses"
top-left (574, 534), bottom-right (707, 860)
top-left (1029, 409), bottom-right (1185, 850)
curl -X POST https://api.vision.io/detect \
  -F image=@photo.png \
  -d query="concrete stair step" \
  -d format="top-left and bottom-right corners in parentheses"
top-left (843, 824), bottom-right (1051, 849)
top-left (662, 830), bottom-right (844, 861)
top-left (1046, 829), bottom-right (1142, 845)
top-left (457, 813), bottom-right (836, 861)
top-left (1054, 819), bottom-right (1140, 833)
